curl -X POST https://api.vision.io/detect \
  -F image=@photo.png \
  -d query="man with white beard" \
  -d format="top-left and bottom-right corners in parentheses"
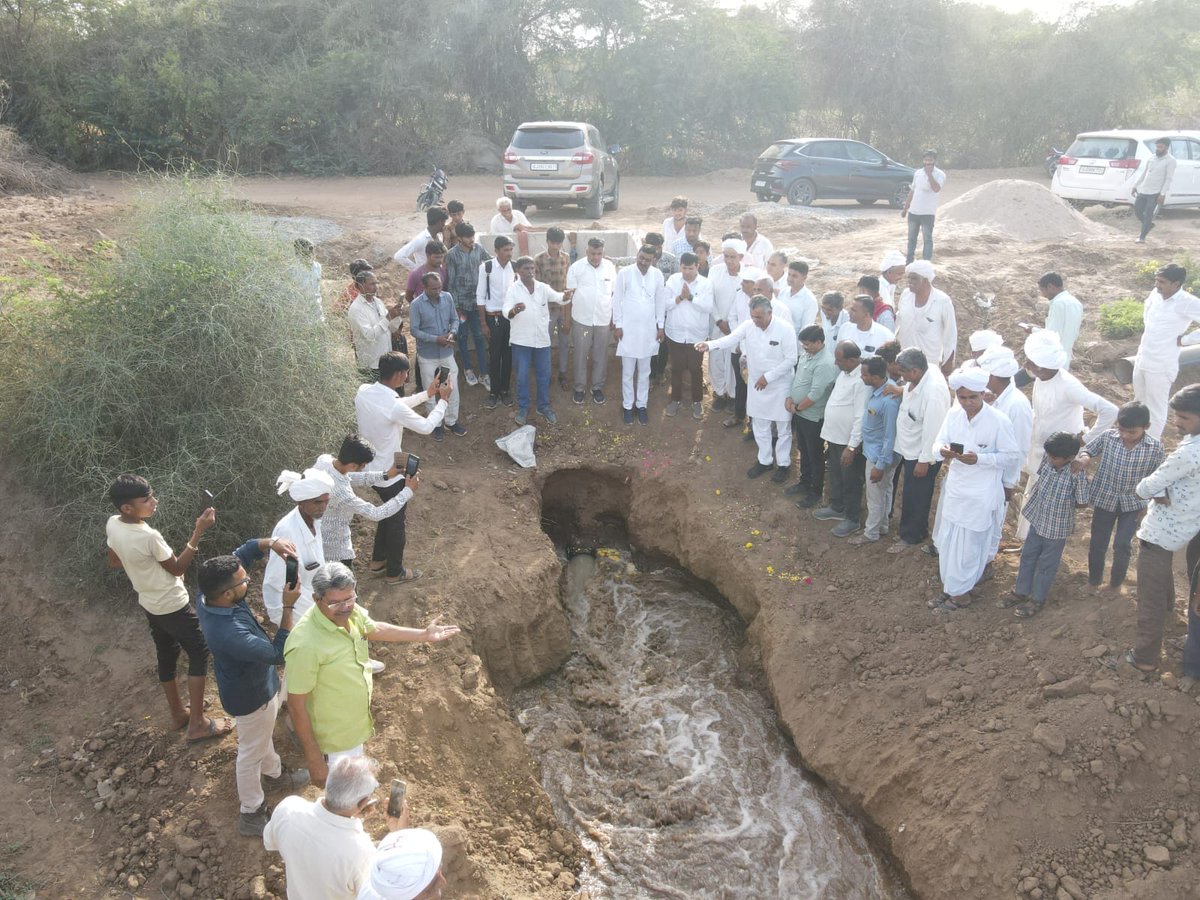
top-left (707, 238), bottom-right (746, 416)
top-left (697, 296), bottom-right (798, 482)
top-left (929, 367), bottom-right (1022, 613)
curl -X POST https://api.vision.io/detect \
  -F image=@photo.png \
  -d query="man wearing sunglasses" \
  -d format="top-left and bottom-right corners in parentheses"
top-left (285, 563), bottom-right (461, 789)
top-left (197, 536), bottom-right (311, 837)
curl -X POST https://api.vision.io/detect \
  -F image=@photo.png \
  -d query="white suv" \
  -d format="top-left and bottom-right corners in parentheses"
top-left (1051, 129), bottom-right (1200, 208)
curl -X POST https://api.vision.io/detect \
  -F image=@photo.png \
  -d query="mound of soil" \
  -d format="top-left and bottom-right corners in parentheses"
top-left (0, 127), bottom-right (80, 196)
top-left (940, 179), bottom-right (1114, 242)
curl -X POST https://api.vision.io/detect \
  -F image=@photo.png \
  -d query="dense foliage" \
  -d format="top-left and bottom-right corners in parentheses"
top-left (0, 178), bottom-right (361, 577)
top-left (1, 0), bottom-right (1198, 174)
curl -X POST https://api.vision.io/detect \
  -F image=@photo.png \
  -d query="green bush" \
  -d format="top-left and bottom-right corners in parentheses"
top-left (1131, 254), bottom-right (1200, 295)
top-left (0, 177), bottom-right (360, 581)
top-left (1098, 298), bottom-right (1144, 340)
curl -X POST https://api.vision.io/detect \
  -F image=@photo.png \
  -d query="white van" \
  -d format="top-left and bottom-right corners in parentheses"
top-left (1051, 129), bottom-right (1200, 208)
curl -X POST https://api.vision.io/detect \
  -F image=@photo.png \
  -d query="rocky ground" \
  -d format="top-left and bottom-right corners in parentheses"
top-left (3, 174), bottom-right (1200, 899)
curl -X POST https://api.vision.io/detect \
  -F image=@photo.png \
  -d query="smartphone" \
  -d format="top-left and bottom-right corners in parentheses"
top-left (285, 556), bottom-right (299, 590)
top-left (435, 365), bottom-right (450, 385)
top-left (202, 489), bottom-right (215, 509)
top-left (949, 442), bottom-right (964, 454)
top-left (387, 778), bottom-right (407, 818)
top-left (405, 454), bottom-right (421, 478)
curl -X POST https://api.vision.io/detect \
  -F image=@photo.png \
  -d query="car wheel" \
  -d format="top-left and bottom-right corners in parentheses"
top-left (584, 183), bottom-right (604, 219)
top-left (888, 183), bottom-right (909, 209)
top-left (605, 177), bottom-right (620, 212)
top-left (786, 179), bottom-right (816, 207)
top-left (856, 198), bottom-right (879, 207)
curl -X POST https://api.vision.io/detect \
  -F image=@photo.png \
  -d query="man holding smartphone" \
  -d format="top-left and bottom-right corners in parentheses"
top-left (262, 468), bottom-right (334, 624)
top-left (408, 272), bottom-right (466, 441)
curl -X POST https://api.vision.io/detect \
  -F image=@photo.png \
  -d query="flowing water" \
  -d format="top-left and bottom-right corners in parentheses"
top-left (513, 551), bottom-right (907, 899)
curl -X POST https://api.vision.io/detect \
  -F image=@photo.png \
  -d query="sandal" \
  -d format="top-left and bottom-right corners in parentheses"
top-left (385, 568), bottom-right (422, 585)
top-left (998, 591), bottom-right (1028, 609)
top-left (927, 592), bottom-right (951, 609)
top-left (367, 562), bottom-right (387, 576)
top-left (186, 716), bottom-right (234, 744)
top-left (920, 544), bottom-right (939, 558)
top-left (887, 541), bottom-right (915, 555)
top-left (1124, 649), bottom-right (1158, 675)
top-left (1014, 600), bottom-right (1044, 618)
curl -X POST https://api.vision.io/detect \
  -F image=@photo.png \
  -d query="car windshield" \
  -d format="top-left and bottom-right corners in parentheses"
top-left (758, 143), bottom-right (796, 159)
top-left (512, 128), bottom-right (585, 151)
top-left (1066, 136), bottom-right (1137, 160)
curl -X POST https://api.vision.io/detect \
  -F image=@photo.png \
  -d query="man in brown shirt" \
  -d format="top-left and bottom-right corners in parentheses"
top-left (535, 225), bottom-right (572, 390)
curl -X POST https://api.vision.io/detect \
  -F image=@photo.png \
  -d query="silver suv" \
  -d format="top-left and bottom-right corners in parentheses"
top-left (502, 121), bottom-right (620, 219)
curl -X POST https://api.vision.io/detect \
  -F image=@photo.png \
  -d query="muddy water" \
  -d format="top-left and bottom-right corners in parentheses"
top-left (513, 552), bottom-right (907, 899)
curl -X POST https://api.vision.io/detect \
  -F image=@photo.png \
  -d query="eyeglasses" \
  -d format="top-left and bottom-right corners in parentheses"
top-left (321, 594), bottom-right (358, 609)
top-left (231, 577), bottom-right (250, 589)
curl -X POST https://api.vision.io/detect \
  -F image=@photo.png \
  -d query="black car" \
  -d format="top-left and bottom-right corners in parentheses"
top-left (750, 138), bottom-right (915, 208)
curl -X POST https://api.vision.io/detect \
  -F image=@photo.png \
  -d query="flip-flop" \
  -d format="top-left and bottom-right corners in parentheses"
top-left (1123, 649), bottom-right (1158, 676)
top-left (887, 542), bottom-right (914, 555)
top-left (186, 717), bottom-right (234, 744)
top-left (385, 568), bottom-right (422, 585)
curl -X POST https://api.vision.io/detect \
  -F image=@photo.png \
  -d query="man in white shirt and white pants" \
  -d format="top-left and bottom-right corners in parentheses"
top-left (263, 468), bottom-right (335, 624)
top-left (902, 149), bottom-right (945, 263)
top-left (565, 238), bottom-right (616, 406)
top-left (698, 295), bottom-right (798, 481)
top-left (613, 245), bottom-right (667, 425)
top-left (708, 239), bottom-right (746, 416)
top-left (1132, 263), bottom-right (1200, 439)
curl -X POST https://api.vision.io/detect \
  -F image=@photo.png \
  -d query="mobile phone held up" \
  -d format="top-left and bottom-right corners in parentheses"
top-left (285, 556), bottom-right (299, 590)
top-left (387, 778), bottom-right (407, 818)
top-left (949, 442), bottom-right (965, 455)
top-left (202, 489), bottom-right (215, 510)
top-left (435, 365), bottom-right (450, 386)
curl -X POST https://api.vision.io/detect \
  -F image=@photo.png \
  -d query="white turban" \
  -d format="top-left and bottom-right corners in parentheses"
top-left (948, 367), bottom-right (990, 392)
top-left (881, 250), bottom-right (906, 272)
top-left (969, 329), bottom-right (1004, 353)
top-left (358, 829), bottom-right (443, 900)
top-left (276, 467), bottom-right (334, 502)
top-left (722, 238), bottom-right (747, 255)
top-left (978, 346), bottom-right (1020, 378)
top-left (905, 260), bottom-right (936, 282)
top-left (1023, 332), bottom-right (1068, 370)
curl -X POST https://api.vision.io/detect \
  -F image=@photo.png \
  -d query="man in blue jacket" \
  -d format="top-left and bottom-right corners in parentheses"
top-left (197, 538), bottom-right (311, 837)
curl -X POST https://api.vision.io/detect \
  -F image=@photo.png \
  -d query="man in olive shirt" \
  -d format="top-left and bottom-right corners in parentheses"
top-left (785, 324), bottom-right (838, 508)
top-left (285, 563), bottom-right (460, 787)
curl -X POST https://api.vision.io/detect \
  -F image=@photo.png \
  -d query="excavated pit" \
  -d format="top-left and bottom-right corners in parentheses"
top-left (512, 465), bottom-right (912, 898)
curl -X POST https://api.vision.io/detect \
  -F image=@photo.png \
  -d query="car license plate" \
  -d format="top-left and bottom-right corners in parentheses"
top-left (530, 162), bottom-right (558, 171)
top-left (1079, 165), bottom-right (1105, 175)
top-left (753, 179), bottom-right (767, 187)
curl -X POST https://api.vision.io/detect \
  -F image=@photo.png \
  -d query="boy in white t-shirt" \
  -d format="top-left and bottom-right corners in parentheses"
top-left (106, 474), bottom-right (232, 742)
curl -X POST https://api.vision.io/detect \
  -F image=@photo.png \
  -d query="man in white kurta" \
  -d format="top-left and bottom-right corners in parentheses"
top-left (777, 262), bottom-right (818, 337)
top-left (1020, 331), bottom-right (1117, 538)
top-left (1131, 263), bottom-right (1200, 439)
top-left (262, 468), bottom-right (334, 625)
top-left (931, 368), bottom-right (1022, 609)
top-left (707, 239), bottom-right (746, 412)
top-left (979, 346), bottom-right (1033, 557)
top-left (895, 260), bottom-right (958, 375)
top-left (739, 214), bottom-right (774, 268)
top-left (879, 250), bottom-right (907, 308)
top-left (698, 296), bottom-right (799, 479)
top-left (613, 247), bottom-right (667, 423)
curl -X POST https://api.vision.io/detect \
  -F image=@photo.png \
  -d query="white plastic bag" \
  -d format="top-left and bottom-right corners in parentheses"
top-left (496, 424), bottom-right (537, 468)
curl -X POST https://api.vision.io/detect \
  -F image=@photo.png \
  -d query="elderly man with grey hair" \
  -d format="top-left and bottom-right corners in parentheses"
top-left (284, 562), bottom-right (461, 788)
top-left (698, 295), bottom-right (799, 481)
top-left (264, 755), bottom-right (402, 900)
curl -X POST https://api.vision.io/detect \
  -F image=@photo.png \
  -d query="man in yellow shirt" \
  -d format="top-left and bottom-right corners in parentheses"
top-left (284, 563), bottom-right (460, 786)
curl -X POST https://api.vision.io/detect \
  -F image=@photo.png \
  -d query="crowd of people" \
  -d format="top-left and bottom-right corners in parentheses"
top-left (101, 185), bottom-right (1200, 899)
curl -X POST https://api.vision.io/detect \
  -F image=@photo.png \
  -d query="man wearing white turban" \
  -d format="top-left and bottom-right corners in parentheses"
top-left (879, 250), bottom-right (907, 307)
top-left (1021, 331), bottom-right (1117, 539)
top-left (359, 828), bottom-right (446, 900)
top-left (980, 346), bottom-right (1034, 556)
top-left (965, 330), bottom-right (1004, 365)
top-left (707, 239), bottom-right (747, 416)
top-left (929, 366), bottom-right (1022, 610)
top-left (896, 261), bottom-right (958, 376)
top-left (262, 467), bottom-right (335, 624)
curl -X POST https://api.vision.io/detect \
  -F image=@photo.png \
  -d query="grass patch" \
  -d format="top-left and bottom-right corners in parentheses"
top-left (0, 870), bottom-right (38, 900)
top-left (0, 176), bottom-right (360, 581)
top-left (1098, 298), bottom-right (1144, 339)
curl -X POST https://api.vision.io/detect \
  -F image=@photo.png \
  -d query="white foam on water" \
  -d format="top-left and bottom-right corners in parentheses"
top-left (514, 553), bottom-right (907, 899)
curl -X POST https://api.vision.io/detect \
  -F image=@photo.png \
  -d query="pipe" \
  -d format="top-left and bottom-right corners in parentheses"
top-left (1113, 346), bottom-right (1200, 386)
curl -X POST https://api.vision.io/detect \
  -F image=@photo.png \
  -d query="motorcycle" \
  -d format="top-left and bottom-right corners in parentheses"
top-left (417, 167), bottom-right (448, 210)
top-left (1045, 146), bottom-right (1065, 179)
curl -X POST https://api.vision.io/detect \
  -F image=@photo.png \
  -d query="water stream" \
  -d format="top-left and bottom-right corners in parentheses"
top-left (513, 550), bottom-right (908, 899)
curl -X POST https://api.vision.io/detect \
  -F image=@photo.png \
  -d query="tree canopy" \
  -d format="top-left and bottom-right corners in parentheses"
top-left (1, 0), bottom-right (1197, 174)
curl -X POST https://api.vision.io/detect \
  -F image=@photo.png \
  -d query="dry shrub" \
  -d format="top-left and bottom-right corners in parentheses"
top-left (0, 126), bottom-right (80, 195)
top-left (0, 177), bottom-right (360, 581)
